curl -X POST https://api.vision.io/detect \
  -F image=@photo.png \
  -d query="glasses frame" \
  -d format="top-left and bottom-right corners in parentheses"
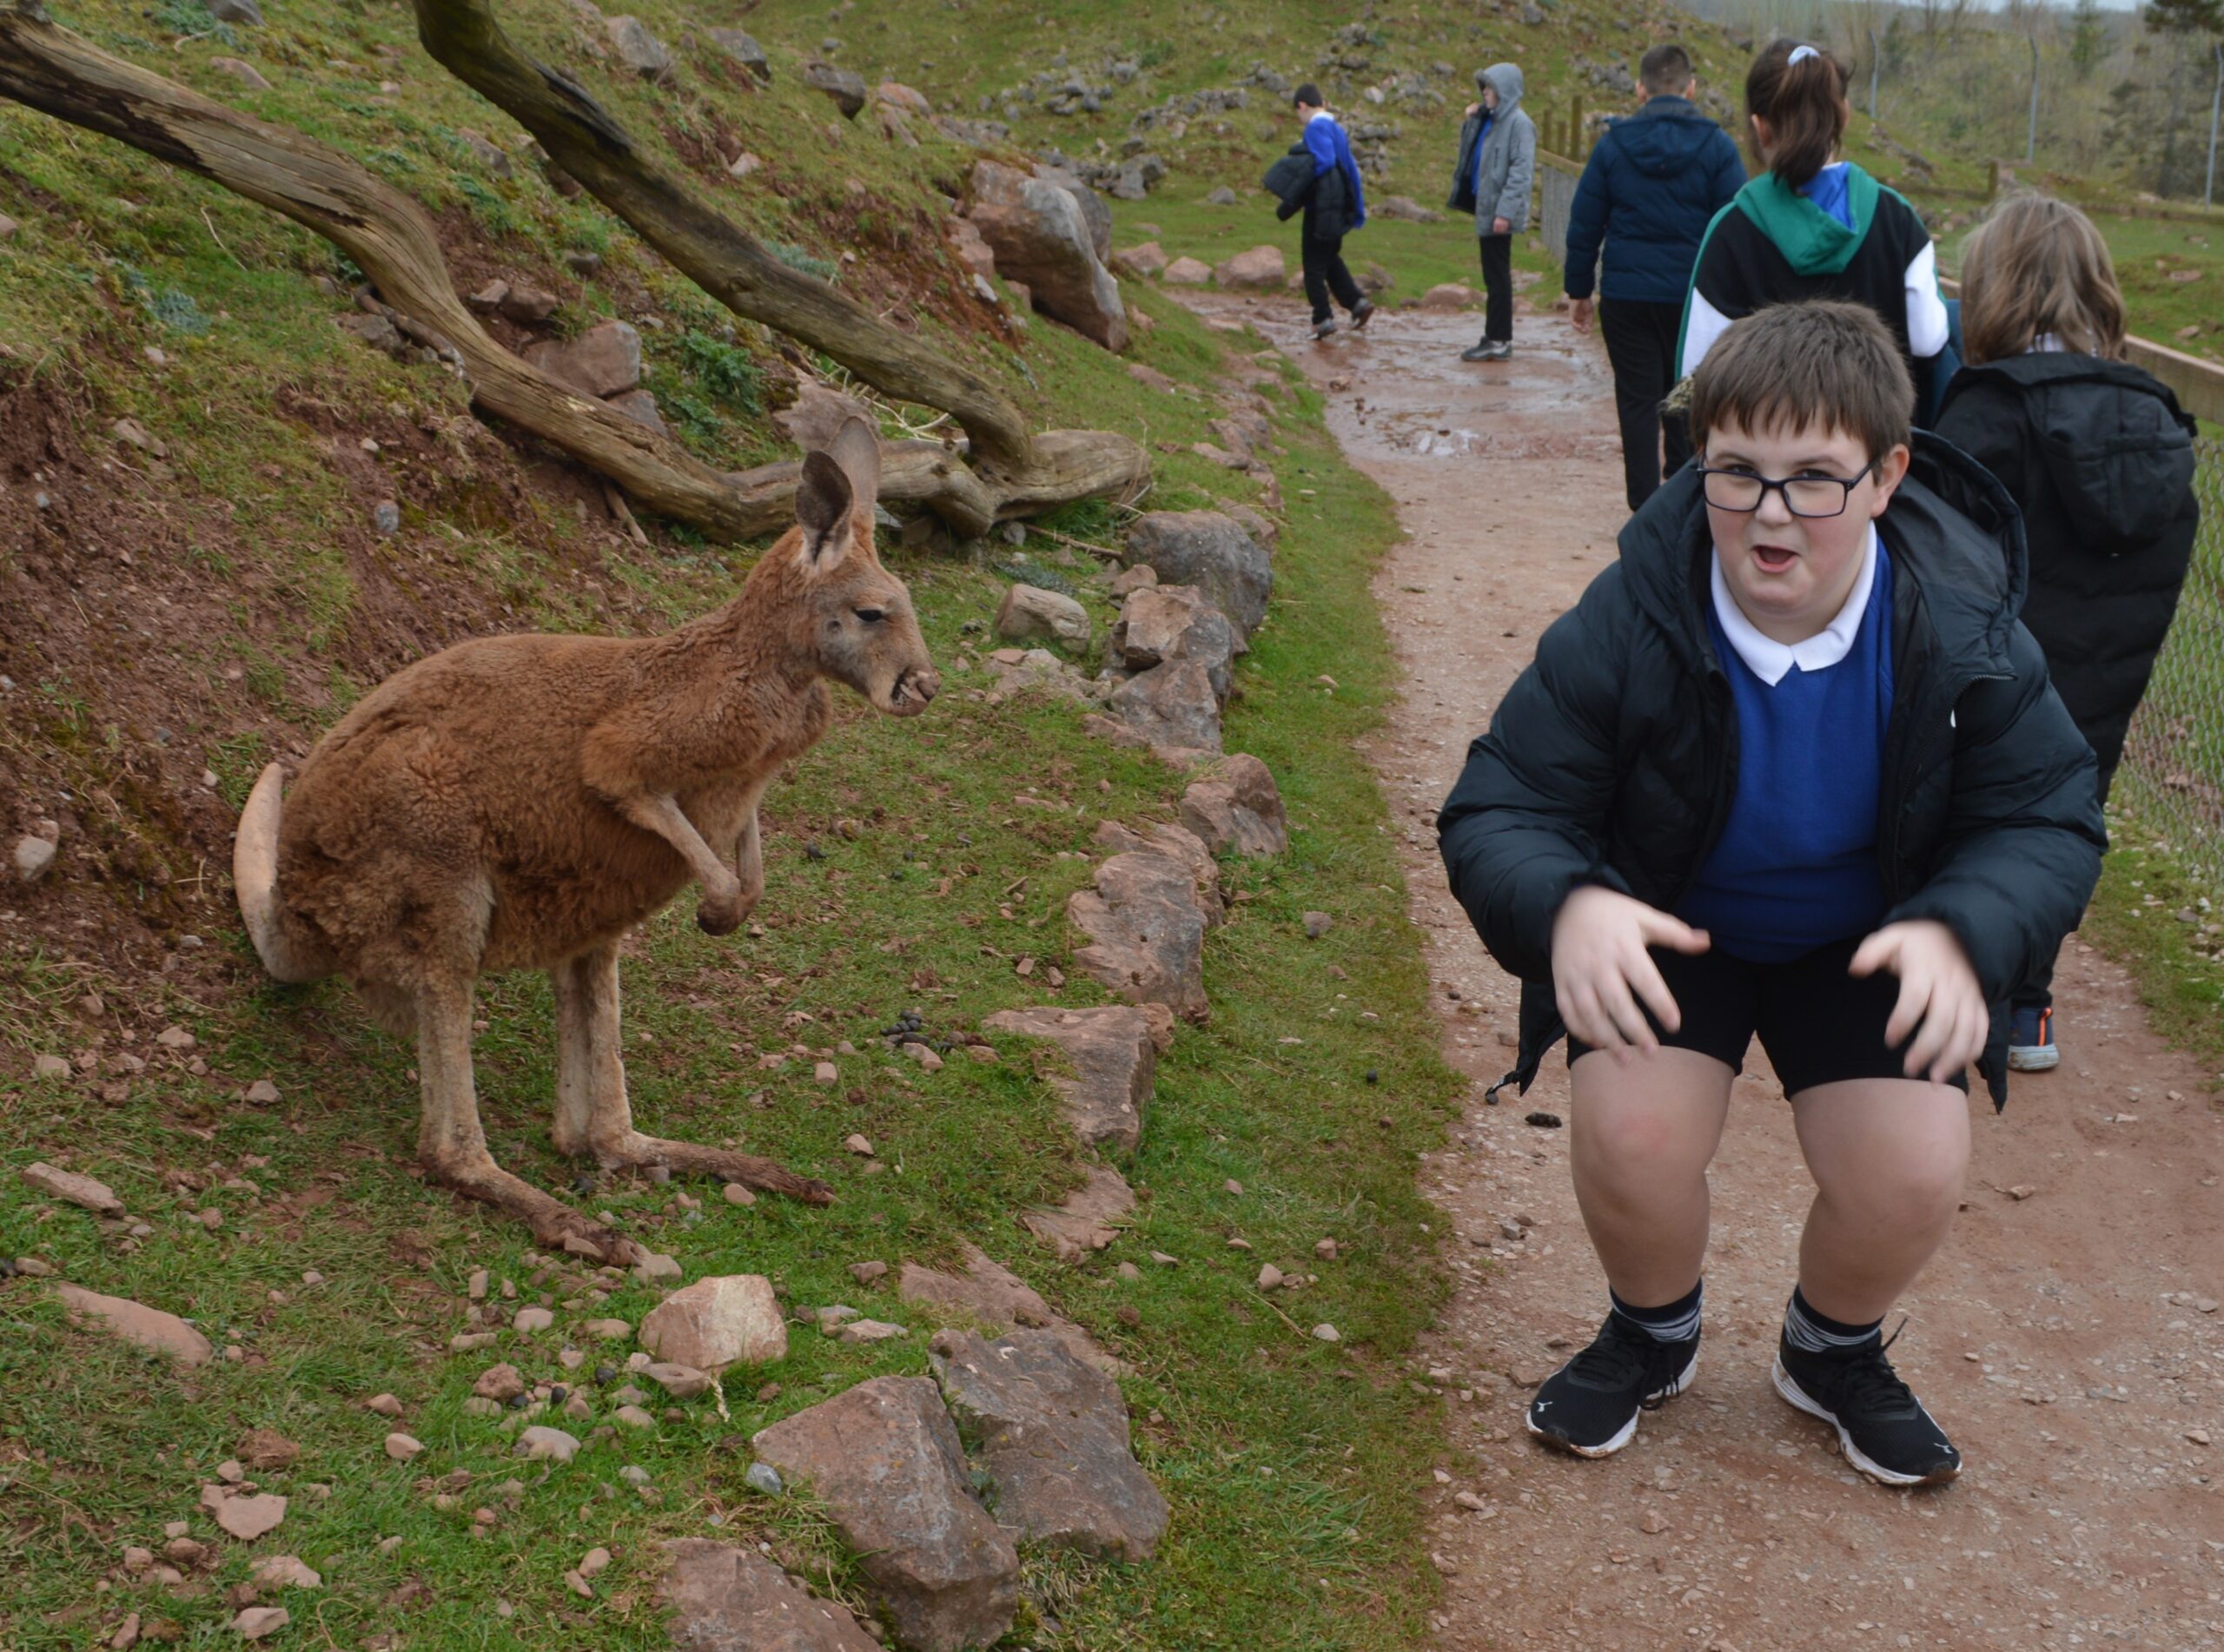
top-left (1693, 464), bottom-right (1877, 520)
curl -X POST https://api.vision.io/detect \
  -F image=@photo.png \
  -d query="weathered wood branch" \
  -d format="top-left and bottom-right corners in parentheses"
top-left (408, 0), bottom-right (1041, 467)
top-left (0, 4), bottom-right (1148, 539)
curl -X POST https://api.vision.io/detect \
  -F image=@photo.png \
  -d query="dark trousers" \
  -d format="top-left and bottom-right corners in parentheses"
top-left (1301, 234), bottom-right (1363, 324)
top-left (1477, 233), bottom-right (1513, 342)
top-left (1598, 297), bottom-right (1694, 510)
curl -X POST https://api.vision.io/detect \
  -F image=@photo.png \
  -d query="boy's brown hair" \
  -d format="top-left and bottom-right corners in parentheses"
top-left (1958, 193), bottom-right (2127, 365)
top-left (1687, 301), bottom-right (1913, 462)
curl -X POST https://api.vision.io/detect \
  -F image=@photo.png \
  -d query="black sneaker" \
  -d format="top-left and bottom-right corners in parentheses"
top-left (1773, 1327), bottom-right (1962, 1487)
top-left (1312, 317), bottom-right (1339, 340)
top-left (1460, 339), bottom-right (1512, 362)
top-left (1526, 1313), bottom-right (1698, 1457)
top-left (1350, 297), bottom-right (1376, 331)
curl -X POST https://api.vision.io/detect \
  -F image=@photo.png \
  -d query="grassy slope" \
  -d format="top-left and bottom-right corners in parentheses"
top-left (0, 2), bottom-right (1468, 1647)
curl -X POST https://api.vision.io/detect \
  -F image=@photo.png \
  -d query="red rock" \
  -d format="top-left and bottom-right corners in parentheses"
top-left (638, 1275), bottom-right (786, 1370)
top-left (53, 1284), bottom-right (210, 1364)
top-left (663, 1539), bottom-right (883, 1650)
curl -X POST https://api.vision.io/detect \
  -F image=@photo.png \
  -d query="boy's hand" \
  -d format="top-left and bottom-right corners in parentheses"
top-left (1465, 101), bottom-right (1481, 116)
top-left (1849, 920), bottom-right (1987, 1083)
top-left (1551, 886), bottom-right (1711, 1061)
top-left (1570, 297), bottom-right (1594, 334)
top-left (1493, 215), bottom-right (1511, 235)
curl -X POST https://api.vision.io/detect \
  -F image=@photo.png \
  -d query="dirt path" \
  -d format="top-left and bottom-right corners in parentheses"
top-left (1188, 287), bottom-right (2223, 1651)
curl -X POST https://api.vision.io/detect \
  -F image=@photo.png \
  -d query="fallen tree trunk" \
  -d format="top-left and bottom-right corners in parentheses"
top-left (0, 3), bottom-right (1148, 539)
top-left (409, 0), bottom-right (1037, 466)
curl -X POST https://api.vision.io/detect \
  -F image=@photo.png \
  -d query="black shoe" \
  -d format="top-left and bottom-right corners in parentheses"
top-left (1773, 1326), bottom-right (1962, 1487)
top-left (1460, 339), bottom-right (1511, 362)
top-left (1526, 1313), bottom-right (1698, 1457)
top-left (1350, 298), bottom-right (1376, 331)
top-left (1312, 317), bottom-right (1339, 340)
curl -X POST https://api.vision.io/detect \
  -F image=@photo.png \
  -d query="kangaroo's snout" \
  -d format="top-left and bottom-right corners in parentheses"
top-left (884, 664), bottom-right (940, 716)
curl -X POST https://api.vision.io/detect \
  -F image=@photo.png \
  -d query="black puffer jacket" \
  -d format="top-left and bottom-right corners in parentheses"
top-left (1268, 142), bottom-right (1357, 241)
top-left (1934, 354), bottom-right (2200, 796)
top-left (1437, 433), bottom-right (2105, 1107)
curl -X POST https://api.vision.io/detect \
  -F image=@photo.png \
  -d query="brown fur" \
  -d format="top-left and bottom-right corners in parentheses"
top-left (234, 420), bottom-right (935, 1259)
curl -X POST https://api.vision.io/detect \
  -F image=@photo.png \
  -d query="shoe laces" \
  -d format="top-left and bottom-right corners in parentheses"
top-left (1569, 1317), bottom-right (1680, 1407)
top-left (1826, 1320), bottom-right (1920, 1418)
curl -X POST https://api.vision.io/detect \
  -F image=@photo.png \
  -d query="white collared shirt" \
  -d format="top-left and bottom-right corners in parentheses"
top-left (1709, 525), bottom-right (1878, 687)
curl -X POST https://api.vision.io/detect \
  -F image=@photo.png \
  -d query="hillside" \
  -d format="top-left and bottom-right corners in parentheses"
top-left (0, 2), bottom-right (1469, 1648)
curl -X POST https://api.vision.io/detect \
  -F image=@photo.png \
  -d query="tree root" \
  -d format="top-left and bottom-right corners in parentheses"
top-left (0, 3), bottom-right (1149, 539)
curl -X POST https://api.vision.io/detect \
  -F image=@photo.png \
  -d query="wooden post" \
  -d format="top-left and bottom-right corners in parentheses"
top-left (1572, 93), bottom-right (1586, 157)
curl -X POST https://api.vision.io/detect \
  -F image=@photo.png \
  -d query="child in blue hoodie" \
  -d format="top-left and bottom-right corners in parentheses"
top-left (1284, 84), bottom-right (1373, 340)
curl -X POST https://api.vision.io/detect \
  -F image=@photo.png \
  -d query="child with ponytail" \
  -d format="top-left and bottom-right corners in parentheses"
top-left (1679, 41), bottom-right (1950, 415)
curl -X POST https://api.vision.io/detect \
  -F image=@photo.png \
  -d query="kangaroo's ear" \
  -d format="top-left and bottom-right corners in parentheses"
top-left (795, 450), bottom-right (856, 570)
top-left (826, 416), bottom-right (881, 514)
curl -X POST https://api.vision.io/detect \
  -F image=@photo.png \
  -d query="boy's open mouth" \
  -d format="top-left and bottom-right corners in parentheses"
top-left (1751, 542), bottom-right (1799, 574)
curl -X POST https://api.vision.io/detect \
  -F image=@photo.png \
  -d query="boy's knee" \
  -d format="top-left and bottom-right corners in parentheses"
top-left (1576, 1103), bottom-right (1705, 1191)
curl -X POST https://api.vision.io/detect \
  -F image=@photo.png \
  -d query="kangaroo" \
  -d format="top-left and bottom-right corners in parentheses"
top-left (232, 420), bottom-right (936, 1261)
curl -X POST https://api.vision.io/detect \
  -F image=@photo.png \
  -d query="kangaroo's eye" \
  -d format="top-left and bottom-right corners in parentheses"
top-left (854, 607), bottom-right (886, 624)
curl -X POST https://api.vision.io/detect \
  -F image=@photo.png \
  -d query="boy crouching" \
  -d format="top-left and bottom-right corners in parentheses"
top-left (1438, 300), bottom-right (2102, 1485)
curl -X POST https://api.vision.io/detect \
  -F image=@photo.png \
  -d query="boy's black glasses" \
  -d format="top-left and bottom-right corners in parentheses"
top-left (1695, 466), bottom-right (1875, 519)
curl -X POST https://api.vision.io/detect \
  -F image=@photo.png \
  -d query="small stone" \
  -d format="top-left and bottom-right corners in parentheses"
top-left (473, 1364), bottom-right (526, 1402)
top-left (2188, 1428), bottom-right (2213, 1447)
top-left (462, 1397), bottom-right (500, 1417)
top-left (1639, 1509), bottom-right (1669, 1535)
top-left (513, 1306), bottom-right (554, 1332)
top-left (203, 1488), bottom-right (287, 1540)
top-left (248, 1555), bottom-right (321, 1590)
top-left (1256, 1265), bottom-right (1284, 1291)
top-left (383, 1433), bottom-right (423, 1461)
top-left (633, 1252), bottom-right (682, 1285)
top-left (850, 1260), bottom-right (890, 1286)
top-left (231, 1608), bottom-right (289, 1641)
top-left (2007, 1185), bottom-right (2036, 1199)
top-left (722, 1183), bottom-right (756, 1206)
top-left (364, 1393), bottom-right (403, 1417)
top-left (515, 1426), bottom-right (580, 1463)
top-left (836, 1318), bottom-right (910, 1345)
top-left (1224, 1179), bottom-right (1244, 1196)
top-left (744, 1460), bottom-right (784, 1496)
top-left (1301, 911), bottom-right (1333, 939)
top-left (372, 500), bottom-right (400, 536)
top-left (34, 1054), bottom-right (70, 1080)
top-left (20, 1161), bottom-right (123, 1215)
top-left (1314, 1239), bottom-right (1339, 1260)
top-left (579, 1545), bottom-right (612, 1578)
top-left (1499, 1219), bottom-right (1526, 1242)
top-left (467, 1269), bottom-right (489, 1300)
top-left (814, 1061), bottom-right (839, 1086)
top-left (614, 1404), bottom-right (656, 1428)
top-left (844, 1133), bottom-right (876, 1156)
top-left (243, 1079), bottom-right (281, 1104)
top-left (581, 1318), bottom-right (632, 1340)
top-left (645, 1361), bottom-right (712, 1399)
top-left (2196, 1298), bottom-right (2219, 1314)
top-left (1311, 1324), bottom-right (1340, 1343)
top-left (901, 1041), bottom-right (945, 1073)
top-left (1150, 1252), bottom-right (1178, 1267)
top-left (156, 1024), bottom-right (196, 1051)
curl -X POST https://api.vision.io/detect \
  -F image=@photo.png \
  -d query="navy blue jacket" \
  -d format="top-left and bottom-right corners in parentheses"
top-left (1563, 96), bottom-right (1744, 305)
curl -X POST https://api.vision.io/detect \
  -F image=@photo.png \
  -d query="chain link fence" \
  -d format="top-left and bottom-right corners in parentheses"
top-left (2114, 436), bottom-right (2224, 904)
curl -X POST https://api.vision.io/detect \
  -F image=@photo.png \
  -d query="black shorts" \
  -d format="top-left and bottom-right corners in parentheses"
top-left (1565, 935), bottom-right (1969, 1096)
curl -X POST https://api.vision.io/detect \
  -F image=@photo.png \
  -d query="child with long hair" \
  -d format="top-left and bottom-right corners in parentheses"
top-left (1679, 40), bottom-right (1950, 414)
top-left (1934, 193), bottom-right (2201, 1072)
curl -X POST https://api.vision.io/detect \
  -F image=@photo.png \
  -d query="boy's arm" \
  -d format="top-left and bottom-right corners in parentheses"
top-left (1562, 142), bottom-right (1612, 300)
top-left (1710, 133), bottom-right (1746, 211)
top-left (1439, 578), bottom-right (1633, 982)
top-left (1495, 115), bottom-right (1536, 226)
top-left (1879, 623), bottom-right (2106, 1001)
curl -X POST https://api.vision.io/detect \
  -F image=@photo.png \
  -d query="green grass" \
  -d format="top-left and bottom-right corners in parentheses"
top-left (0, 2), bottom-right (1470, 1645)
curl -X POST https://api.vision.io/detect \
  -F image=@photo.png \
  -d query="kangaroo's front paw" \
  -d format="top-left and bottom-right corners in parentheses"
top-left (696, 889), bottom-right (745, 936)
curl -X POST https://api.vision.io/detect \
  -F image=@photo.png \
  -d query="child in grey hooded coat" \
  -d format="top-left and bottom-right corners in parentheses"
top-left (1448, 63), bottom-right (1536, 360)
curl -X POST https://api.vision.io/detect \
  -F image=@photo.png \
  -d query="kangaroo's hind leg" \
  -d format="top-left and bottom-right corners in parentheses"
top-left (414, 969), bottom-right (639, 1261)
top-left (550, 940), bottom-right (834, 1206)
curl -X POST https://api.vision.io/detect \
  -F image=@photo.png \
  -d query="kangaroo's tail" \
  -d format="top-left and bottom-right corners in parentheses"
top-left (234, 763), bottom-right (334, 984)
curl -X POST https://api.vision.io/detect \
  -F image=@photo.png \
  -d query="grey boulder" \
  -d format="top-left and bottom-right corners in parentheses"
top-left (1122, 512), bottom-right (1272, 639)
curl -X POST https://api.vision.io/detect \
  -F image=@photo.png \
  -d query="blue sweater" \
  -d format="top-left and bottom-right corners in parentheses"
top-left (1303, 113), bottom-right (1367, 231)
top-left (1678, 545), bottom-right (1896, 962)
top-left (1563, 96), bottom-right (1745, 305)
